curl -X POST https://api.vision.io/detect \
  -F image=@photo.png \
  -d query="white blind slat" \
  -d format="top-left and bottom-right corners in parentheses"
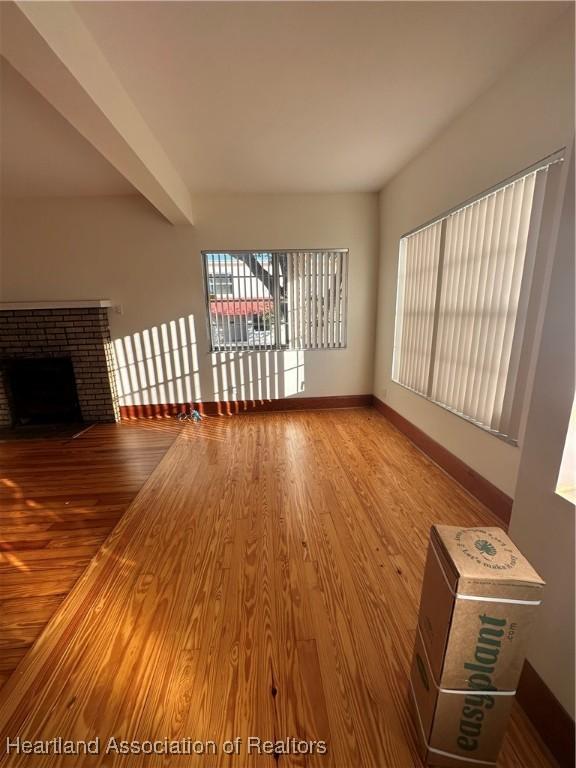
top-left (402, 235), bottom-right (416, 386)
top-left (414, 225), bottom-right (427, 389)
top-left (449, 202), bottom-right (474, 410)
top-left (392, 240), bottom-right (407, 382)
top-left (341, 250), bottom-right (348, 348)
top-left (452, 201), bottom-right (475, 413)
top-left (332, 251), bottom-right (339, 348)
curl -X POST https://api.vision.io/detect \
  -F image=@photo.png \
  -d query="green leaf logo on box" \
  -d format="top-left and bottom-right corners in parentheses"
top-left (474, 539), bottom-right (497, 557)
top-left (455, 529), bottom-right (517, 571)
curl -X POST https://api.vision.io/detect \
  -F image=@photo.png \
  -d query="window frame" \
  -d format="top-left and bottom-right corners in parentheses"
top-left (201, 249), bottom-right (349, 353)
top-left (207, 273), bottom-right (234, 297)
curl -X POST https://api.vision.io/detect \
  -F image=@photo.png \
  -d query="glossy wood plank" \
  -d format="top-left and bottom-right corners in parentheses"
top-left (0, 420), bottom-right (179, 690)
top-left (372, 396), bottom-right (513, 524)
top-left (0, 410), bottom-right (555, 767)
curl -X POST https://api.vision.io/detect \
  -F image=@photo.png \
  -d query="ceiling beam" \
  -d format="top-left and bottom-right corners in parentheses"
top-left (0, 1), bottom-right (194, 224)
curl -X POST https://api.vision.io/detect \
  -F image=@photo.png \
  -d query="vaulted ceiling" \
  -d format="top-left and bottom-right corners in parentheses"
top-left (1, 59), bottom-right (134, 198)
top-left (0, 1), bottom-right (571, 220)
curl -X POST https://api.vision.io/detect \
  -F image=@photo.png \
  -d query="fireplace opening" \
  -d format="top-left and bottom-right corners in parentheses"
top-left (3, 357), bottom-right (82, 426)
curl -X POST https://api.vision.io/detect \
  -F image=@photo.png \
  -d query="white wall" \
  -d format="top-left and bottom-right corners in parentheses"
top-left (373, 10), bottom-right (574, 496)
top-left (0, 192), bottom-right (379, 404)
top-left (509, 149), bottom-right (575, 718)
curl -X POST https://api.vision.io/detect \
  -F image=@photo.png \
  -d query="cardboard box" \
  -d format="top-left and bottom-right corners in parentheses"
top-left (418, 525), bottom-right (544, 691)
top-left (411, 525), bottom-right (544, 767)
top-left (410, 628), bottom-right (514, 767)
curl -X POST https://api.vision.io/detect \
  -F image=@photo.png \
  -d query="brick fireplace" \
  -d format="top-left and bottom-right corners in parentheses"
top-left (0, 302), bottom-right (120, 427)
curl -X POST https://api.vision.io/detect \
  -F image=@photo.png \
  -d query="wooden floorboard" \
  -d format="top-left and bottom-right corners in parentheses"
top-left (0, 419), bottom-right (180, 691)
top-left (0, 410), bottom-right (556, 767)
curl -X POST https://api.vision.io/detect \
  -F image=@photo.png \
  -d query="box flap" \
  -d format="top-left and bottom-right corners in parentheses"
top-left (433, 525), bottom-right (545, 589)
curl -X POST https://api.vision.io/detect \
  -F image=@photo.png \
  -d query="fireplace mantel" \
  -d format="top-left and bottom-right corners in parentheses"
top-left (0, 300), bottom-right (112, 311)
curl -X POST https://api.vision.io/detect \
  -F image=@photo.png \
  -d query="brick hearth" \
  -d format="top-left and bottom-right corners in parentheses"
top-left (0, 307), bottom-right (120, 426)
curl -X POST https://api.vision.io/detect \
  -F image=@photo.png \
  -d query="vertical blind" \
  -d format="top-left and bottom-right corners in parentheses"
top-left (203, 250), bottom-right (348, 352)
top-left (392, 153), bottom-right (562, 441)
top-left (392, 221), bottom-right (443, 395)
top-left (286, 250), bottom-right (348, 350)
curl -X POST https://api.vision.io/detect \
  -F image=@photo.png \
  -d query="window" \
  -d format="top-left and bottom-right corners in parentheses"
top-left (208, 274), bottom-right (234, 297)
top-left (202, 250), bottom-right (348, 352)
top-left (252, 313), bottom-right (271, 331)
top-left (392, 151), bottom-right (564, 442)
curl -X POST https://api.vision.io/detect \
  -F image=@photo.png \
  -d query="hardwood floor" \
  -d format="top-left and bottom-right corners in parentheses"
top-left (0, 410), bottom-right (555, 767)
top-left (0, 420), bottom-right (179, 691)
